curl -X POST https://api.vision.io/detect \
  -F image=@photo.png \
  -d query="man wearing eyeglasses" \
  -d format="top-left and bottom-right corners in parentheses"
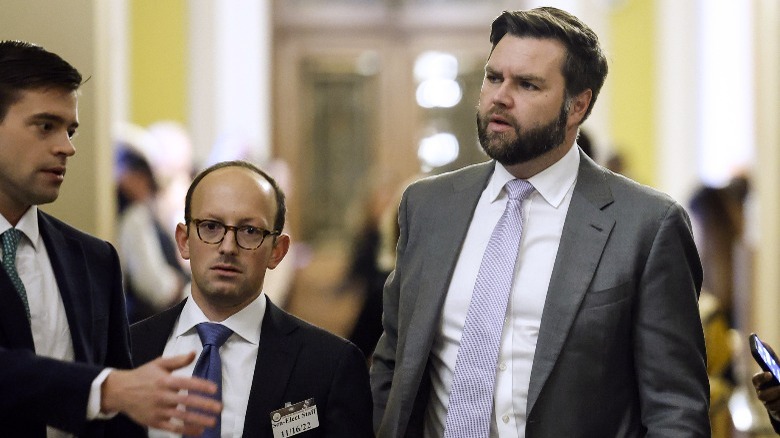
top-left (130, 160), bottom-right (373, 438)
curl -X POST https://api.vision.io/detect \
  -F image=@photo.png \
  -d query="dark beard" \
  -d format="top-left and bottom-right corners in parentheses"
top-left (477, 98), bottom-right (570, 166)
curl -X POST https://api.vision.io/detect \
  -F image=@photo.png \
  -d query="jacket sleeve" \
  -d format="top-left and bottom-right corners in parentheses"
top-left (369, 188), bottom-right (409, 433)
top-left (634, 202), bottom-right (710, 437)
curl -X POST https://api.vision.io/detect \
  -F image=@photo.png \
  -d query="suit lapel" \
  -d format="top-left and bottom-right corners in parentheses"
top-left (38, 212), bottom-right (94, 363)
top-left (130, 300), bottom-right (186, 366)
top-left (243, 298), bottom-right (300, 438)
top-left (526, 154), bottom-right (615, 414)
top-left (399, 162), bottom-right (494, 403)
top-left (406, 162), bottom-right (494, 338)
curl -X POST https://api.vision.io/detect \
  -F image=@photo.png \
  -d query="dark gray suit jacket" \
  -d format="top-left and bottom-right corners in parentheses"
top-left (131, 296), bottom-right (375, 437)
top-left (0, 211), bottom-right (142, 437)
top-left (370, 152), bottom-right (709, 437)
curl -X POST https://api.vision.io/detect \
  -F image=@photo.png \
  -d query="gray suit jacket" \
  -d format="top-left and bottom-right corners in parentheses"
top-left (370, 152), bottom-right (709, 437)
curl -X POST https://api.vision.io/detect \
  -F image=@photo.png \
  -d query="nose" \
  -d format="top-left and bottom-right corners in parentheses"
top-left (54, 134), bottom-right (76, 157)
top-left (491, 82), bottom-right (513, 108)
top-left (218, 228), bottom-right (239, 254)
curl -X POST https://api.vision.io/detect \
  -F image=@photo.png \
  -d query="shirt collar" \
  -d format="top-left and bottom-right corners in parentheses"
top-left (490, 144), bottom-right (580, 208)
top-left (174, 291), bottom-right (266, 345)
top-left (0, 206), bottom-right (41, 250)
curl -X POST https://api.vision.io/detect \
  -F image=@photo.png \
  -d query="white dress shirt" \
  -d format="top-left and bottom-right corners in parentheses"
top-left (425, 144), bottom-right (580, 438)
top-left (149, 291), bottom-right (266, 438)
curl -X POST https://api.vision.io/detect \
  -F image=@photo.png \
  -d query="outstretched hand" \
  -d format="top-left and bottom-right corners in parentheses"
top-left (101, 352), bottom-right (222, 435)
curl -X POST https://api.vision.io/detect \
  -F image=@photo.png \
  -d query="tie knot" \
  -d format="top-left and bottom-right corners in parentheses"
top-left (2, 229), bottom-right (21, 257)
top-left (196, 322), bottom-right (233, 348)
top-left (505, 179), bottom-right (534, 201)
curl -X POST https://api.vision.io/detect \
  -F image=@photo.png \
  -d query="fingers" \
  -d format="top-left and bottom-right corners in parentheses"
top-left (115, 355), bottom-right (222, 430)
top-left (145, 405), bottom-right (217, 436)
top-left (166, 374), bottom-right (218, 397)
top-left (754, 371), bottom-right (771, 389)
top-left (171, 401), bottom-right (220, 427)
top-left (156, 352), bottom-right (197, 371)
top-left (754, 374), bottom-right (780, 408)
top-left (171, 391), bottom-right (223, 416)
top-left (136, 381), bottom-right (222, 434)
top-left (153, 354), bottom-right (218, 395)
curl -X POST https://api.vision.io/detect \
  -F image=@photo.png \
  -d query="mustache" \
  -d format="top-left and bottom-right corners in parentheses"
top-left (483, 109), bottom-right (518, 127)
top-left (214, 255), bottom-right (241, 266)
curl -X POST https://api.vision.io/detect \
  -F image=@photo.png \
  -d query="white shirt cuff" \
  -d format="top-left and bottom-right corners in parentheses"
top-left (88, 368), bottom-right (118, 420)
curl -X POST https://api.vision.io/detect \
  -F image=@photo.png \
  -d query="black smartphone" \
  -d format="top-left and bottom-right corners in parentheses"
top-left (749, 333), bottom-right (780, 388)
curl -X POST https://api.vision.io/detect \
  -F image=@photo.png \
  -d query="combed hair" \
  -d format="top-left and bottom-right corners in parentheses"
top-left (0, 40), bottom-right (82, 121)
top-left (489, 7), bottom-right (608, 122)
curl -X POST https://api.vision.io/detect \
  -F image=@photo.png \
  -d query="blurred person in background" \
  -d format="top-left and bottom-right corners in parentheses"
top-left (689, 176), bottom-right (754, 438)
top-left (116, 145), bottom-right (189, 322)
top-left (343, 186), bottom-right (394, 360)
top-left (144, 121), bottom-right (196, 239)
top-left (689, 176), bottom-right (750, 326)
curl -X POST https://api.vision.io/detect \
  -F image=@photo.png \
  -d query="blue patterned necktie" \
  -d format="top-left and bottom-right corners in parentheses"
top-left (2, 229), bottom-right (30, 321)
top-left (444, 179), bottom-right (535, 437)
top-left (190, 322), bottom-right (233, 438)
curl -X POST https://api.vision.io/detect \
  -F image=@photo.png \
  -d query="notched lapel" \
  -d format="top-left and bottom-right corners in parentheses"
top-left (243, 300), bottom-right (300, 437)
top-left (526, 156), bottom-right (615, 415)
top-left (399, 162), bottom-right (494, 398)
top-left (131, 300), bottom-right (186, 366)
top-left (410, 161), bottom-right (494, 325)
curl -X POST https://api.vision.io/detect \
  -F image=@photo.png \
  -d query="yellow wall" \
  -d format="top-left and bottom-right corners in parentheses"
top-left (130, 0), bottom-right (188, 125)
top-left (609, 0), bottom-right (656, 186)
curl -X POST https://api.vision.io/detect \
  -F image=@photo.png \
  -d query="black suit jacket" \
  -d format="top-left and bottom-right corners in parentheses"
top-left (0, 211), bottom-right (143, 437)
top-left (131, 297), bottom-right (374, 437)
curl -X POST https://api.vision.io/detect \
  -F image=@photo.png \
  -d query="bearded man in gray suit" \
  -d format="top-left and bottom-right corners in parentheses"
top-left (370, 7), bottom-right (709, 438)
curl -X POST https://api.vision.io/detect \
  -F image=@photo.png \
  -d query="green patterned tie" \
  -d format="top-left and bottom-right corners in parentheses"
top-left (2, 229), bottom-right (30, 321)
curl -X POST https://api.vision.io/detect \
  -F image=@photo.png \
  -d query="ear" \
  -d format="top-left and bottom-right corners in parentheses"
top-left (567, 89), bottom-right (592, 127)
top-left (267, 233), bottom-right (290, 270)
top-left (175, 222), bottom-right (191, 260)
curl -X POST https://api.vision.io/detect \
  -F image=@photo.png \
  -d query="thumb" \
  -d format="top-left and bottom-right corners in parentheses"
top-left (155, 351), bottom-right (197, 371)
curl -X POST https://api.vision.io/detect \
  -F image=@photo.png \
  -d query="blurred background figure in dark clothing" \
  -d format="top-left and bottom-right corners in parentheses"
top-left (116, 146), bottom-right (189, 322)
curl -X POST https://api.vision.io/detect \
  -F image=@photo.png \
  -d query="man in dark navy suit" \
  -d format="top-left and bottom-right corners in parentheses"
top-left (131, 161), bottom-right (374, 437)
top-left (0, 40), bottom-right (221, 437)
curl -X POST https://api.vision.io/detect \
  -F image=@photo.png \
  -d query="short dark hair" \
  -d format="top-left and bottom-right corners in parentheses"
top-left (115, 146), bottom-right (159, 194)
top-left (0, 40), bottom-right (83, 121)
top-left (489, 7), bottom-right (608, 123)
top-left (184, 160), bottom-right (287, 234)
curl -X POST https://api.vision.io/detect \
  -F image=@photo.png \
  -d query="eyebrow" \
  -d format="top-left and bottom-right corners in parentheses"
top-left (485, 66), bottom-right (547, 85)
top-left (28, 112), bottom-right (79, 129)
top-left (200, 217), bottom-right (268, 227)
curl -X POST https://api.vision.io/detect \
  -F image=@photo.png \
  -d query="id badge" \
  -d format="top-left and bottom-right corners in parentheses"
top-left (270, 398), bottom-right (320, 438)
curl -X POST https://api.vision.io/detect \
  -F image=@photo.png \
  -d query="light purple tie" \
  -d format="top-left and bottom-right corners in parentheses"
top-left (444, 179), bottom-right (534, 437)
